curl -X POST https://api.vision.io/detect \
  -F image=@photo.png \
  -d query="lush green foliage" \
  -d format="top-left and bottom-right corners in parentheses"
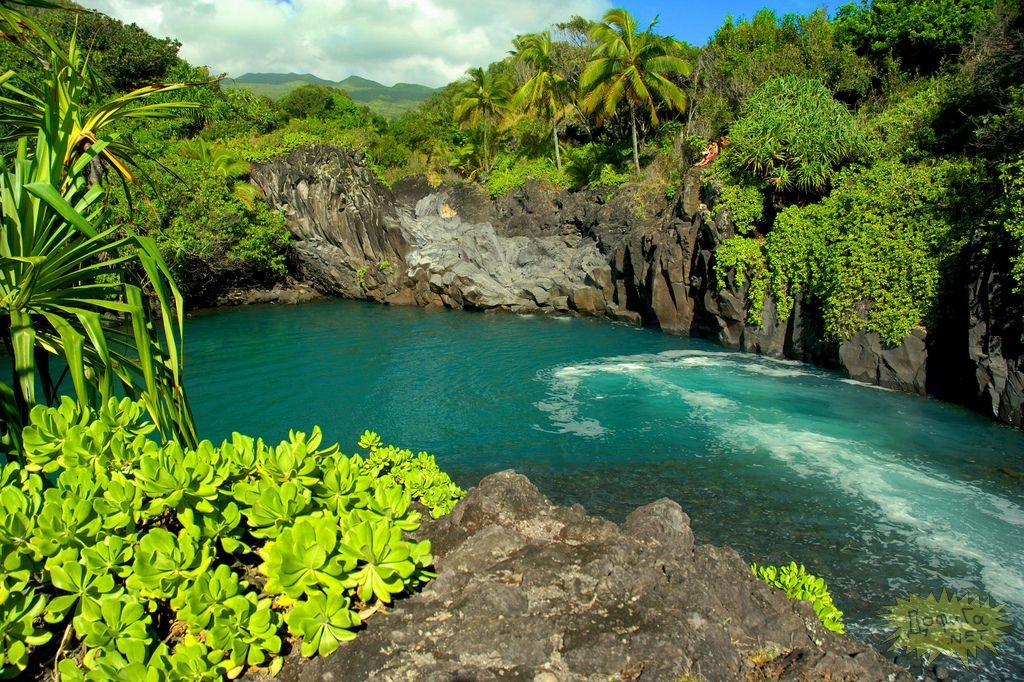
top-left (0, 397), bottom-right (464, 680)
top-left (714, 236), bottom-right (769, 326)
top-left (45, 8), bottom-right (183, 92)
top-left (704, 167), bottom-right (765, 234)
top-left (835, 0), bottom-right (996, 74)
top-left (511, 31), bottom-right (571, 171)
top-left (722, 76), bottom-right (866, 194)
top-left (109, 144), bottom-right (292, 304)
top-left (454, 66), bottom-right (515, 172)
top-left (715, 158), bottom-right (971, 343)
top-left (485, 156), bottom-right (567, 197)
top-left (0, 17), bottom-right (198, 452)
top-left (752, 561), bottom-right (845, 634)
top-left (1000, 154), bottom-right (1024, 293)
top-left (696, 8), bottom-right (872, 135)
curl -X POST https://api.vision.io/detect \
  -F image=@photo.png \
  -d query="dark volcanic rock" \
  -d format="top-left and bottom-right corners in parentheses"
top-left (259, 472), bottom-right (909, 682)
top-left (962, 240), bottom-right (1024, 426)
top-left (839, 328), bottom-right (929, 395)
top-left (252, 145), bottom-right (411, 301)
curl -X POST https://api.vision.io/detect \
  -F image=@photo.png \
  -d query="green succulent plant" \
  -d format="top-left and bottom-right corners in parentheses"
top-left (260, 512), bottom-right (354, 599)
top-left (752, 561), bottom-right (845, 634)
top-left (1, 399), bottom-right (464, 679)
top-left (285, 591), bottom-right (360, 658)
top-left (338, 518), bottom-right (423, 605)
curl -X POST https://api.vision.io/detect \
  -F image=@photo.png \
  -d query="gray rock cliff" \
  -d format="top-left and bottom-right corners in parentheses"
top-left (257, 471), bottom-right (909, 682)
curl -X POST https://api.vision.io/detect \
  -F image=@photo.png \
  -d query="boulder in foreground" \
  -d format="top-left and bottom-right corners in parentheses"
top-left (255, 471), bottom-right (908, 681)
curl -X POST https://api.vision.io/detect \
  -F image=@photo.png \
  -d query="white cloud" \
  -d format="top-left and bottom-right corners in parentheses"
top-left (81, 0), bottom-right (608, 87)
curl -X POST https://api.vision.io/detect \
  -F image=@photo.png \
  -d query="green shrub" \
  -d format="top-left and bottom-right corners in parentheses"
top-left (564, 142), bottom-right (632, 189)
top-left (485, 155), bottom-right (567, 197)
top-left (704, 165), bottom-right (766, 235)
top-left (0, 397), bottom-right (464, 680)
top-left (723, 76), bottom-right (866, 194)
top-left (715, 235), bottom-right (770, 325)
top-left (765, 158), bottom-right (969, 342)
top-left (752, 561), bottom-right (845, 634)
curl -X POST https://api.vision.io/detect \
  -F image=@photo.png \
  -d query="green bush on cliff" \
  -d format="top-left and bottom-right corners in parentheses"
top-left (752, 562), bottom-right (845, 634)
top-left (721, 76), bottom-right (867, 195)
top-left (715, 236), bottom-right (769, 326)
top-left (485, 155), bottom-right (568, 197)
top-left (0, 398), bottom-right (464, 680)
top-left (715, 156), bottom-right (973, 344)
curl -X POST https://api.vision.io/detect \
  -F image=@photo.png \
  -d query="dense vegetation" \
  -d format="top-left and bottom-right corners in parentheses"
top-left (1, 398), bottom-right (463, 679)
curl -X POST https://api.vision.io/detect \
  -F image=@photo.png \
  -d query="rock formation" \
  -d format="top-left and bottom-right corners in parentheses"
top-left (255, 471), bottom-right (909, 682)
top-left (252, 144), bottom-right (1024, 428)
top-left (251, 145), bottom-right (412, 302)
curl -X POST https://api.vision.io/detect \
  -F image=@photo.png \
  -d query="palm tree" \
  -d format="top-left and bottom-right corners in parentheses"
top-left (511, 31), bottom-right (571, 171)
top-left (453, 66), bottom-right (513, 172)
top-left (580, 8), bottom-right (692, 174)
top-left (0, 24), bottom-right (199, 453)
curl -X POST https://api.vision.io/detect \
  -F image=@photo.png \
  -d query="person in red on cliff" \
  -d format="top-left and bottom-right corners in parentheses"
top-left (695, 136), bottom-right (727, 168)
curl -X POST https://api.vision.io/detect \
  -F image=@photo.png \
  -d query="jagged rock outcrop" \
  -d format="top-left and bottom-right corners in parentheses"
top-left (961, 237), bottom-right (1024, 424)
top-left (252, 145), bottom-right (411, 301)
top-left (258, 471), bottom-right (909, 682)
top-left (397, 182), bottom-right (619, 316)
top-left (253, 144), bottom-right (1024, 427)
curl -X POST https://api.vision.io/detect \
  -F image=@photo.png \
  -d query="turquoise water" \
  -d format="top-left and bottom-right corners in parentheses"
top-left (184, 299), bottom-right (1024, 678)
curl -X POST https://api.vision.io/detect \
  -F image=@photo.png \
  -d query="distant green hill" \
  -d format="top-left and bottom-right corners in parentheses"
top-left (223, 72), bottom-right (436, 118)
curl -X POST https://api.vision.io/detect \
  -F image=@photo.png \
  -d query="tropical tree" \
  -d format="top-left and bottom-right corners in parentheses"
top-left (511, 31), bottom-right (572, 171)
top-left (453, 65), bottom-right (514, 172)
top-left (0, 14), bottom-right (199, 454)
top-left (580, 7), bottom-right (692, 174)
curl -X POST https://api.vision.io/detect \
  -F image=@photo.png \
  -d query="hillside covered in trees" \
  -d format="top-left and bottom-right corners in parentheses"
top-left (3, 0), bottom-right (1023, 355)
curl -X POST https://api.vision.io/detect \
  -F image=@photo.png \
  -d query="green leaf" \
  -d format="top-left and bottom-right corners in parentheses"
top-left (338, 519), bottom-right (416, 605)
top-left (260, 513), bottom-right (353, 599)
top-left (285, 591), bottom-right (359, 658)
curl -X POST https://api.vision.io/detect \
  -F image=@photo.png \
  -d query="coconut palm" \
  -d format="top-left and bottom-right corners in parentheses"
top-left (453, 66), bottom-right (513, 172)
top-left (0, 23), bottom-right (199, 454)
top-left (511, 31), bottom-right (572, 171)
top-left (580, 8), bottom-right (692, 174)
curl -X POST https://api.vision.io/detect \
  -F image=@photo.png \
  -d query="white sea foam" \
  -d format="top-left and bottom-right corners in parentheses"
top-left (537, 348), bottom-right (1024, 613)
top-left (741, 364), bottom-right (812, 378)
top-left (839, 378), bottom-right (895, 392)
top-left (727, 419), bottom-right (1024, 610)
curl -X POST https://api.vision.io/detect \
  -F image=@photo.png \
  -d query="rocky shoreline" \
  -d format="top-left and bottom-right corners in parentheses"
top-left (246, 471), bottom-right (912, 682)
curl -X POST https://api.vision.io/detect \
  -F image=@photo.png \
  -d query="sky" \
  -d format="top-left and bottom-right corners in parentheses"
top-left (81, 0), bottom-right (827, 88)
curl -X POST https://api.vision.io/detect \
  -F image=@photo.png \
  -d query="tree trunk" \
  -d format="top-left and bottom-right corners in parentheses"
top-left (629, 101), bottom-right (640, 175)
top-left (483, 120), bottom-right (490, 172)
top-left (552, 118), bottom-right (562, 172)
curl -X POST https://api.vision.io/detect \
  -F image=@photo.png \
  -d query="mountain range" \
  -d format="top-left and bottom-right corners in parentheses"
top-left (222, 72), bottom-right (436, 118)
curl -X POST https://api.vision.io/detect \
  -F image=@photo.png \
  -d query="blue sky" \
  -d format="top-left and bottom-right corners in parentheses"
top-left (83, 1), bottom-right (835, 87)
top-left (618, 1), bottom-right (829, 45)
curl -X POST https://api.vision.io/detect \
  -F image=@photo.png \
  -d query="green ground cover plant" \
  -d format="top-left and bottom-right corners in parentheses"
top-left (752, 561), bottom-right (846, 634)
top-left (0, 397), bottom-right (464, 680)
